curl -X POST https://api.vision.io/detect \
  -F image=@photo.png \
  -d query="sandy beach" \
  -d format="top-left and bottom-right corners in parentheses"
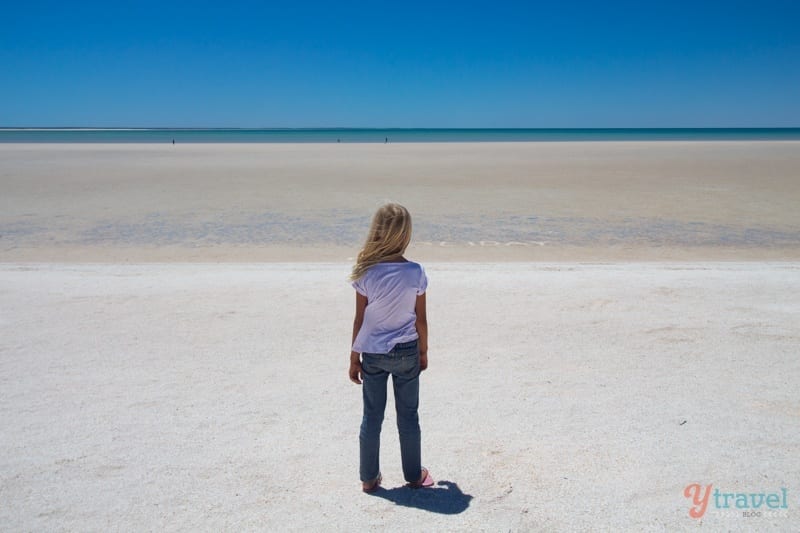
top-left (1, 142), bottom-right (799, 531)
top-left (1, 262), bottom-right (798, 531)
top-left (2, 142), bottom-right (799, 261)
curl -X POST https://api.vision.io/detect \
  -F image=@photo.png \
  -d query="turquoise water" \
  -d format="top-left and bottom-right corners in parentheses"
top-left (1, 128), bottom-right (799, 143)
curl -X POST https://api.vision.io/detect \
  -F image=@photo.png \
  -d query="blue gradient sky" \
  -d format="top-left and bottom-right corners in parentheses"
top-left (1, 1), bottom-right (798, 127)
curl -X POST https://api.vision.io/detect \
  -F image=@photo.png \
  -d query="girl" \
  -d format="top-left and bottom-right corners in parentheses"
top-left (348, 203), bottom-right (434, 493)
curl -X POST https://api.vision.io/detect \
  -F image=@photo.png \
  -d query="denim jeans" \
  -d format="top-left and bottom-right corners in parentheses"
top-left (359, 339), bottom-right (422, 483)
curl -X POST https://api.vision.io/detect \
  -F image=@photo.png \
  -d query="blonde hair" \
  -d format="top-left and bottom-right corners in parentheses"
top-left (350, 203), bottom-right (413, 281)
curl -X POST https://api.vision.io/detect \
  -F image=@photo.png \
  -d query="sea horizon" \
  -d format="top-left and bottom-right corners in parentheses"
top-left (1, 127), bottom-right (800, 143)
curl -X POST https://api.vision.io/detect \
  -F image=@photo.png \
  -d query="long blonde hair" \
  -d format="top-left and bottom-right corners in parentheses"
top-left (350, 203), bottom-right (413, 281)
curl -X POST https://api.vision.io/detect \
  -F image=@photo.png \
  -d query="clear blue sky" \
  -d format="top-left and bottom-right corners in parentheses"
top-left (1, 0), bottom-right (798, 127)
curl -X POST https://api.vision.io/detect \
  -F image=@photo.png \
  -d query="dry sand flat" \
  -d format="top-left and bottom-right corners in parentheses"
top-left (1, 142), bottom-right (799, 261)
top-left (1, 262), bottom-right (798, 531)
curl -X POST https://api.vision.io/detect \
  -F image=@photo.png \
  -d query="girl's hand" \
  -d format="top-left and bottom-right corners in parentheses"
top-left (349, 360), bottom-right (363, 385)
top-left (420, 351), bottom-right (428, 371)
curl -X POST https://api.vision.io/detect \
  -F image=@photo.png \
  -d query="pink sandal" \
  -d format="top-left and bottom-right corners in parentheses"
top-left (407, 467), bottom-right (434, 489)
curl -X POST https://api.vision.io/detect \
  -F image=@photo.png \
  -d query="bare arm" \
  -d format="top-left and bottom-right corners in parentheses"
top-left (349, 292), bottom-right (368, 384)
top-left (415, 293), bottom-right (428, 370)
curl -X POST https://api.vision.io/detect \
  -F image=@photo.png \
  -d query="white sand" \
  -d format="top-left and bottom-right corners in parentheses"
top-left (2, 262), bottom-right (798, 531)
top-left (2, 141), bottom-right (798, 530)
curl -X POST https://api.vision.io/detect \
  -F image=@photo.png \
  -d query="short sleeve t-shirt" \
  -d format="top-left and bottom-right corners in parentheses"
top-left (351, 261), bottom-right (428, 354)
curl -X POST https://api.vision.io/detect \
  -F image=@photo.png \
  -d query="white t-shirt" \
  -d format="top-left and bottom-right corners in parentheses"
top-left (351, 261), bottom-right (428, 354)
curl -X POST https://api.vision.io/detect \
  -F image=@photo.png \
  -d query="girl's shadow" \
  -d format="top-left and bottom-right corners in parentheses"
top-left (370, 480), bottom-right (472, 514)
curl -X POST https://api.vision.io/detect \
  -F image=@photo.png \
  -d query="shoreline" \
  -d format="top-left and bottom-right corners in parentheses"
top-left (3, 126), bottom-right (800, 144)
top-left (3, 245), bottom-right (800, 263)
top-left (3, 139), bottom-right (800, 145)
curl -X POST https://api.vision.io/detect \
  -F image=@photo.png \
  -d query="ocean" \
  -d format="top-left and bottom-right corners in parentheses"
top-left (1, 128), bottom-right (799, 143)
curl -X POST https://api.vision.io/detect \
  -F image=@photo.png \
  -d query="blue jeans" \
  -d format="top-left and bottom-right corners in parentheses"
top-left (359, 339), bottom-right (422, 483)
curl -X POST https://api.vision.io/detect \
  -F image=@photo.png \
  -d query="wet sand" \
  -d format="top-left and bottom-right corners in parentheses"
top-left (1, 142), bottom-right (799, 261)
